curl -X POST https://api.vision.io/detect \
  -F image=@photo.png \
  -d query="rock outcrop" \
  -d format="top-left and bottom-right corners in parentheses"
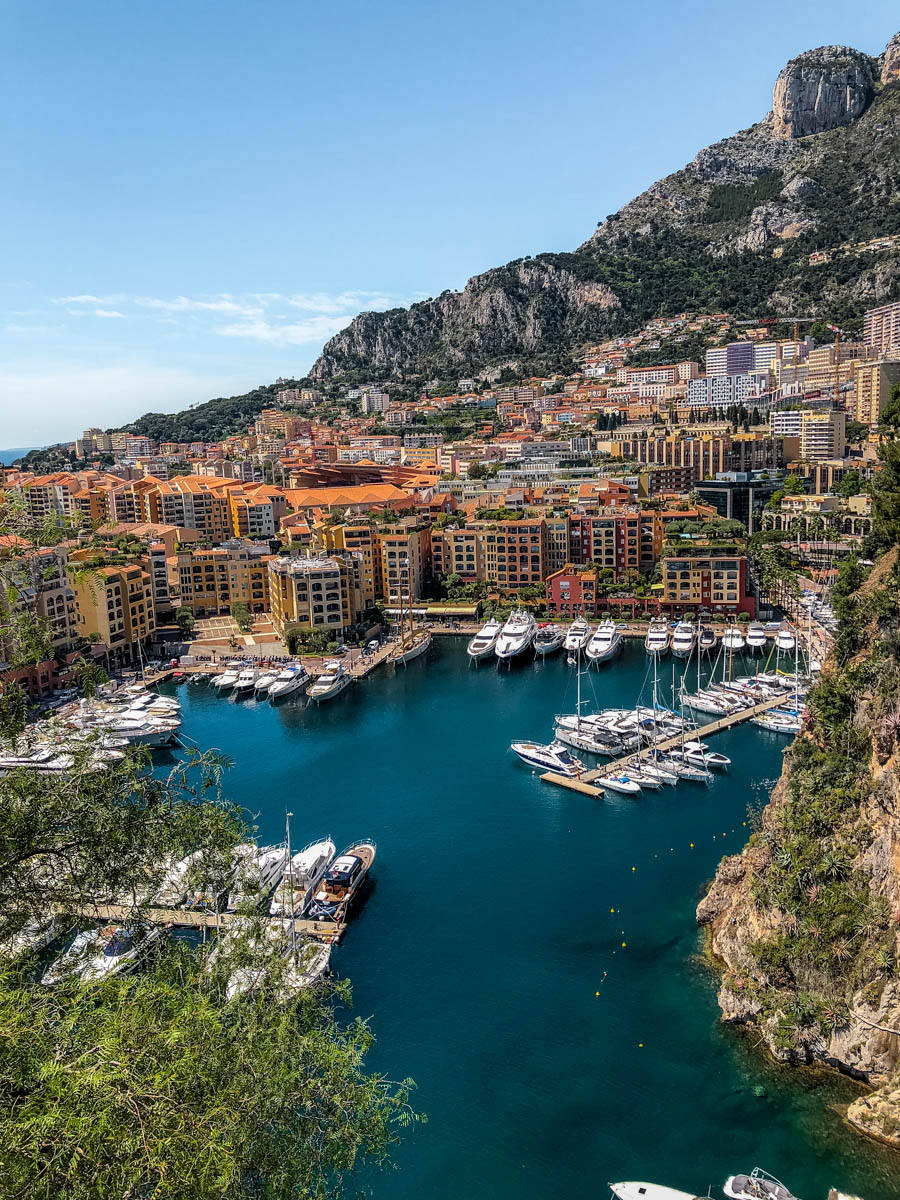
top-left (769, 46), bottom-right (876, 139)
top-left (312, 29), bottom-right (900, 383)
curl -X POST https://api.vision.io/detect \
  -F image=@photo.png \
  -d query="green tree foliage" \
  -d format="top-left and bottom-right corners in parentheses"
top-left (176, 605), bottom-right (197, 635)
top-left (836, 469), bottom-right (863, 498)
top-left (230, 602), bottom-right (253, 632)
top-left (702, 173), bottom-right (783, 223)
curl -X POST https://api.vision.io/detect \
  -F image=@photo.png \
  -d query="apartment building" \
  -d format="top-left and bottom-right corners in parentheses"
top-left (147, 541), bottom-right (174, 621)
top-left (864, 301), bottom-right (900, 356)
top-left (854, 360), bottom-right (900, 425)
top-left (612, 432), bottom-right (781, 476)
top-left (378, 519), bottom-right (432, 603)
top-left (14, 548), bottom-right (77, 652)
top-left (268, 555), bottom-right (358, 636)
top-left (799, 408), bottom-right (846, 461)
top-left (71, 563), bottom-right (155, 667)
top-left (545, 565), bottom-right (598, 617)
top-left (313, 522), bottom-right (380, 608)
top-left (770, 409), bottom-right (802, 438)
top-left (705, 342), bottom-right (754, 376)
top-left (686, 372), bottom-right (771, 408)
top-left (171, 543), bottom-right (271, 617)
top-left (146, 477), bottom-right (232, 542)
top-left (660, 555), bottom-right (753, 616)
top-left (568, 509), bottom-right (661, 580)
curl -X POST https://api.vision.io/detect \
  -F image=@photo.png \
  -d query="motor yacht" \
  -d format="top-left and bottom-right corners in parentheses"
top-left (723, 1168), bottom-right (798, 1200)
top-left (752, 709), bottom-right (802, 734)
top-left (611, 1184), bottom-right (706, 1200)
top-left (467, 617), bottom-right (502, 662)
top-left (269, 838), bottom-right (336, 917)
top-left (745, 622), bottom-right (767, 652)
top-left (534, 624), bottom-right (565, 655)
top-left (698, 626), bottom-right (717, 653)
top-left (221, 924), bottom-right (332, 1002)
top-left (212, 666), bottom-right (241, 691)
top-left (1, 916), bottom-right (64, 961)
top-left (232, 667), bottom-right (258, 695)
top-left (268, 665), bottom-right (310, 699)
top-left (564, 616), bottom-right (592, 655)
top-left (721, 626), bottom-right (745, 652)
top-left (644, 619), bottom-right (670, 657)
top-left (307, 841), bottom-right (376, 925)
top-left (597, 772), bottom-right (642, 795)
top-left (42, 923), bottom-right (166, 985)
top-left (510, 740), bottom-right (584, 776)
top-left (226, 844), bottom-right (289, 912)
top-left (253, 670), bottom-right (280, 695)
top-left (586, 620), bottom-right (622, 664)
top-left (494, 609), bottom-right (537, 662)
top-left (670, 621), bottom-right (696, 659)
top-left (775, 627), bottom-right (796, 653)
top-left (679, 740), bottom-right (730, 770)
top-left (308, 661), bottom-right (352, 702)
top-left (0, 745), bottom-right (74, 774)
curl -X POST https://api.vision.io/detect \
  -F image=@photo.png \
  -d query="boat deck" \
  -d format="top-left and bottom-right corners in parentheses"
top-left (542, 693), bottom-right (791, 796)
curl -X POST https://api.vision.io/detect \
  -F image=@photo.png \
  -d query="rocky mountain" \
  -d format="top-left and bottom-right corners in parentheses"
top-left (313, 31), bottom-right (900, 383)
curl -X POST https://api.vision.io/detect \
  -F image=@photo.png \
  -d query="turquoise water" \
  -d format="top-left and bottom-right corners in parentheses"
top-left (160, 641), bottom-right (900, 1200)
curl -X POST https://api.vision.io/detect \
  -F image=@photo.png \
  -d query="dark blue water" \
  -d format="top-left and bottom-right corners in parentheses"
top-left (160, 640), bottom-right (900, 1200)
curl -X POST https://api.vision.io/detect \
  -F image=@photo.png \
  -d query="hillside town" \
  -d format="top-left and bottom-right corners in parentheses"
top-left (3, 300), bottom-right (898, 697)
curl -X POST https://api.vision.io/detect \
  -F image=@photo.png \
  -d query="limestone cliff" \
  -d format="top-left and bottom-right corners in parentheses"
top-left (698, 548), bottom-right (900, 1147)
top-left (313, 29), bottom-right (900, 384)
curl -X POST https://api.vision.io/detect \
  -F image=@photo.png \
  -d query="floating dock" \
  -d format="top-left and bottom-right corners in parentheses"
top-left (59, 902), bottom-right (348, 943)
top-left (541, 692), bottom-right (792, 796)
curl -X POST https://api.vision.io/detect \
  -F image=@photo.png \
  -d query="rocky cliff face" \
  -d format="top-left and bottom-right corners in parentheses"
top-left (313, 29), bottom-right (900, 383)
top-left (769, 46), bottom-right (876, 139)
top-left (698, 549), bottom-right (900, 1147)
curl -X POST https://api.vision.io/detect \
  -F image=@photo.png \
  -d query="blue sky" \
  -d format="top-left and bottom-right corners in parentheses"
top-left (2, 2), bottom-right (898, 445)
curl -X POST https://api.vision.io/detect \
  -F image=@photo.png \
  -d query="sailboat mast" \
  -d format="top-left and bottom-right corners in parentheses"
top-left (285, 809), bottom-right (296, 957)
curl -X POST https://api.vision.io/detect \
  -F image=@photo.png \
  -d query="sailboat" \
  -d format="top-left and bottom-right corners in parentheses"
top-left (393, 558), bottom-right (432, 665)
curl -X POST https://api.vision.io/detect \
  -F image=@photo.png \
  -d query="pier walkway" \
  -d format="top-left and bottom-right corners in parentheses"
top-left (541, 692), bottom-right (791, 797)
top-left (59, 902), bottom-right (347, 943)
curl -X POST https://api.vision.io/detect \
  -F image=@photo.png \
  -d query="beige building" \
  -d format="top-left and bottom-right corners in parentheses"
top-left (71, 563), bottom-right (155, 667)
top-left (313, 523), bottom-right (380, 609)
top-left (864, 301), bottom-right (900, 356)
top-left (377, 519), bottom-right (431, 604)
top-left (799, 408), bottom-right (846, 461)
top-left (854, 360), bottom-right (900, 425)
top-left (171, 544), bottom-right (271, 616)
top-left (268, 555), bottom-right (359, 636)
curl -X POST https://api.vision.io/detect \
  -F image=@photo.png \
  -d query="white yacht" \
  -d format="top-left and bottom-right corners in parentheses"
top-left (232, 667), bottom-right (258, 695)
top-left (677, 740), bottom-right (730, 770)
top-left (510, 740), bottom-right (584, 776)
top-left (221, 925), bottom-right (332, 1002)
top-left (597, 772), bottom-right (642, 795)
top-left (226, 844), bottom-right (289, 912)
top-left (745, 622), bottom-right (767, 652)
top-left (268, 665), bottom-right (310, 699)
top-left (269, 838), bottom-right (336, 917)
top-left (467, 617), bottom-right (502, 662)
top-left (42, 923), bottom-right (166, 985)
top-left (698, 626), bottom-right (716, 653)
top-left (534, 624), bottom-right (565, 655)
top-left (752, 709), bottom-right (802, 734)
top-left (586, 620), bottom-right (622, 664)
top-left (670, 621), bottom-right (696, 659)
top-left (721, 626), bottom-right (746, 652)
top-left (775, 626), bottom-right (796, 653)
top-left (724, 1168), bottom-right (799, 1200)
top-left (307, 841), bottom-right (376, 925)
top-left (611, 1184), bottom-right (706, 1200)
top-left (564, 616), bottom-right (592, 654)
top-left (212, 666), bottom-right (241, 691)
top-left (0, 745), bottom-right (74, 774)
top-left (644, 619), bottom-right (670, 657)
top-left (308, 661), bottom-right (352, 702)
top-left (253, 670), bottom-right (280, 695)
top-left (494, 610), bottom-right (537, 662)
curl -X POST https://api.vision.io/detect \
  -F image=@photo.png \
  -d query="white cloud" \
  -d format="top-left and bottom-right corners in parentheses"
top-left (133, 295), bottom-right (263, 316)
top-left (216, 315), bottom-right (351, 345)
top-left (54, 294), bottom-right (125, 306)
top-left (94, 309), bottom-right (125, 319)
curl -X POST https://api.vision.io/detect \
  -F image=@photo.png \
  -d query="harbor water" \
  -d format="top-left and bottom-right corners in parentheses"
top-left (159, 639), bottom-right (900, 1200)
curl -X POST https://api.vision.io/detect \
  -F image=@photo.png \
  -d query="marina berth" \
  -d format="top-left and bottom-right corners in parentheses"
top-left (644, 618), bottom-right (670, 657)
top-left (511, 739), bottom-right (584, 776)
top-left (586, 619), bottom-right (622, 664)
top-left (534, 623), bottom-right (565, 655)
top-left (308, 660), bottom-right (352, 702)
top-left (670, 620), bottom-right (696, 659)
top-left (564, 616), bottom-right (592, 654)
top-left (467, 617), bottom-right (502, 662)
top-left (494, 609), bottom-right (537, 662)
top-left (307, 842), bottom-right (376, 925)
